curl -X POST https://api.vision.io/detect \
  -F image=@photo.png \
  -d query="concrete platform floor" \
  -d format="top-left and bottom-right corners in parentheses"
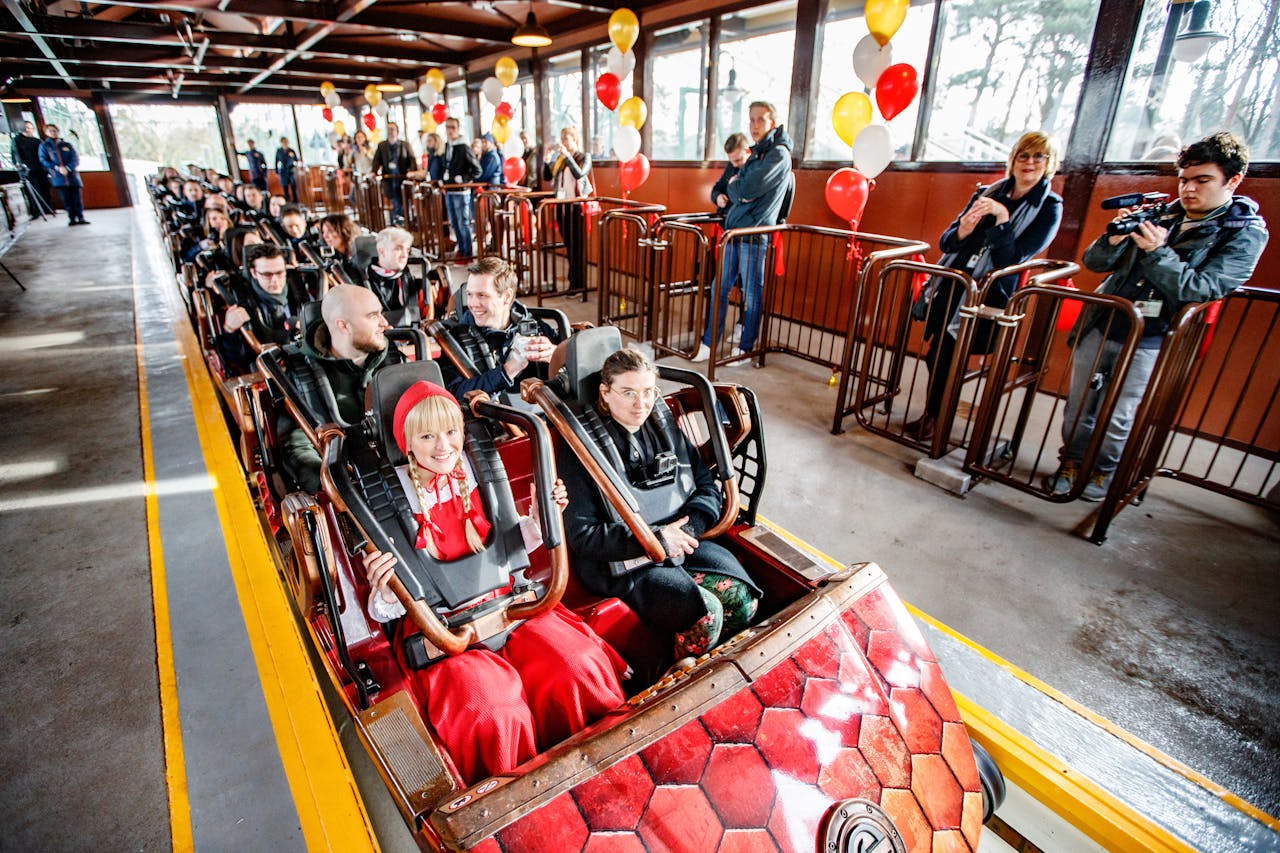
top-left (1, 207), bottom-right (1277, 849)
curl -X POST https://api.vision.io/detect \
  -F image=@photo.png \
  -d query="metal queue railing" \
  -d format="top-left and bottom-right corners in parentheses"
top-left (476, 188), bottom-right (550, 291)
top-left (353, 175), bottom-right (387, 232)
top-left (1089, 287), bottom-right (1280, 542)
top-left (597, 208), bottom-right (663, 339)
top-left (532, 197), bottom-right (665, 304)
top-left (645, 213), bottom-right (722, 359)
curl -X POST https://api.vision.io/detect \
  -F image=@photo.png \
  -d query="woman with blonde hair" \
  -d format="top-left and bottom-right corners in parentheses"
top-left (361, 381), bottom-right (628, 783)
top-left (906, 131), bottom-right (1064, 441)
top-left (542, 126), bottom-right (593, 292)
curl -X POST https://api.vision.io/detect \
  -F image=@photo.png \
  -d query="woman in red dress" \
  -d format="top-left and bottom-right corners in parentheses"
top-left (361, 380), bottom-right (628, 783)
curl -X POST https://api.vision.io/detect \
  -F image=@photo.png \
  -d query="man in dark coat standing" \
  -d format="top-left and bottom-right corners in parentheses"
top-left (38, 123), bottom-right (88, 226)
top-left (241, 139), bottom-right (269, 191)
top-left (11, 121), bottom-right (53, 218)
top-left (371, 121), bottom-right (416, 225)
top-left (274, 136), bottom-right (300, 202)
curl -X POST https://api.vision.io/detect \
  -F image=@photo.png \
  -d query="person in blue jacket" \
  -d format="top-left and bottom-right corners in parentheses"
top-left (477, 133), bottom-right (503, 187)
top-left (693, 103), bottom-right (792, 363)
top-left (241, 139), bottom-right (269, 191)
top-left (38, 124), bottom-right (88, 226)
top-left (274, 136), bottom-right (300, 202)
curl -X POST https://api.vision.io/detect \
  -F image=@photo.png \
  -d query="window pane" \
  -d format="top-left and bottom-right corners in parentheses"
top-left (714, 2), bottom-right (796, 150)
top-left (921, 0), bottom-right (1098, 161)
top-left (446, 83), bottom-right (470, 138)
top-left (37, 97), bottom-right (108, 171)
top-left (230, 103), bottom-right (298, 174)
top-left (107, 103), bottom-right (228, 180)
top-left (478, 79), bottom-right (531, 152)
top-left (810, 0), bottom-right (934, 162)
top-left (1106, 0), bottom-right (1279, 161)
top-left (546, 51), bottom-right (584, 138)
top-left (650, 21), bottom-right (709, 160)
top-left (295, 105), bottom-right (340, 166)
top-left (0, 109), bottom-right (34, 170)
top-left (589, 44), bottom-right (634, 159)
top-left (521, 81), bottom-right (538, 145)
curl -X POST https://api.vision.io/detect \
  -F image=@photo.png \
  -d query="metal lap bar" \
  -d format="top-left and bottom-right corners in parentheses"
top-left (650, 219), bottom-right (715, 360)
top-left (845, 259), bottom-right (974, 451)
top-left (598, 211), bottom-right (653, 340)
top-left (1091, 287), bottom-right (1280, 543)
top-left (961, 286), bottom-right (1142, 501)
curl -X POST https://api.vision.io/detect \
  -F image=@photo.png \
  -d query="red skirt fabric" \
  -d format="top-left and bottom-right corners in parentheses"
top-left (413, 604), bottom-right (628, 783)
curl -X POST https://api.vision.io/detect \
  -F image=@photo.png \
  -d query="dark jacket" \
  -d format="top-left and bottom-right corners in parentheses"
top-left (478, 149), bottom-right (503, 186)
top-left (215, 277), bottom-right (306, 376)
top-left (438, 300), bottom-right (560, 401)
top-left (243, 148), bottom-right (268, 181)
top-left (711, 162), bottom-right (741, 213)
top-left (38, 138), bottom-right (81, 188)
top-left (426, 152), bottom-right (445, 182)
top-left (724, 126), bottom-right (793, 230)
top-left (372, 139), bottom-right (416, 181)
top-left (444, 140), bottom-right (481, 184)
top-left (1076, 195), bottom-right (1268, 348)
top-left (364, 265), bottom-right (422, 326)
top-left (274, 147), bottom-right (299, 177)
top-left (279, 309), bottom-right (404, 492)
top-left (543, 150), bottom-right (592, 196)
top-left (11, 134), bottom-right (42, 174)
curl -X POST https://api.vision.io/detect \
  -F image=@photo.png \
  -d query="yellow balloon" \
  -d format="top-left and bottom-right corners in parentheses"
top-left (333, 120), bottom-right (346, 137)
top-left (865, 0), bottom-right (908, 46)
top-left (426, 68), bottom-right (446, 94)
top-left (364, 84), bottom-right (381, 106)
top-left (608, 8), bottom-right (639, 54)
top-left (320, 81), bottom-right (335, 97)
top-left (491, 116), bottom-right (511, 145)
top-left (420, 114), bottom-right (437, 133)
top-left (495, 57), bottom-right (519, 88)
top-left (832, 92), bottom-right (873, 147)
top-left (369, 127), bottom-right (382, 144)
top-left (617, 96), bottom-right (647, 130)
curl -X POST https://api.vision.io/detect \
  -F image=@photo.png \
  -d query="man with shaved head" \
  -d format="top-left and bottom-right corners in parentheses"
top-left (280, 284), bottom-right (402, 492)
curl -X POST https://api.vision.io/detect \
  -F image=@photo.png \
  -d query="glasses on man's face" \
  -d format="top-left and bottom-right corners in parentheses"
top-left (609, 386), bottom-right (658, 403)
top-left (1016, 152), bottom-right (1049, 163)
top-left (257, 269), bottom-right (288, 279)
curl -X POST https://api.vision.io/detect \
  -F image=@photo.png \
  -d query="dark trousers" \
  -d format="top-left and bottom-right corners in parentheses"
top-left (22, 171), bottom-right (53, 217)
top-left (619, 540), bottom-right (746, 635)
top-left (556, 203), bottom-right (587, 292)
top-left (280, 174), bottom-right (298, 202)
top-left (56, 184), bottom-right (84, 223)
top-left (251, 174), bottom-right (268, 192)
top-left (922, 332), bottom-right (958, 418)
top-left (382, 177), bottom-right (405, 223)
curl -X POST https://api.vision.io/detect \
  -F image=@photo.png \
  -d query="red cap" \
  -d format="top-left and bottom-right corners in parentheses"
top-left (392, 381), bottom-right (458, 455)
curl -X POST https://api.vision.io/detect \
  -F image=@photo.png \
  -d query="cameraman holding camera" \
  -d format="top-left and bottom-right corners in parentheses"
top-left (1046, 132), bottom-right (1268, 500)
top-left (437, 255), bottom-right (561, 403)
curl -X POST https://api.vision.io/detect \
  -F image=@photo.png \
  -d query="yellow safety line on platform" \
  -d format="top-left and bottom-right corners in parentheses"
top-left (754, 515), bottom-right (1279, 843)
top-left (161, 283), bottom-right (379, 849)
top-left (134, 301), bottom-right (194, 852)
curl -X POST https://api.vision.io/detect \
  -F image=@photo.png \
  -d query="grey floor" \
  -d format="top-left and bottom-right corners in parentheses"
top-left (1, 208), bottom-right (1277, 853)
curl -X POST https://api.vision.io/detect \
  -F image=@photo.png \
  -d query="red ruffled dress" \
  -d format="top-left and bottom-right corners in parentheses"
top-left (369, 461), bottom-right (628, 784)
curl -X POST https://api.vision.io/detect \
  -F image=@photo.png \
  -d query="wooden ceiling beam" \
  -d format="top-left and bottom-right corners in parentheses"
top-left (238, 0), bottom-right (381, 93)
top-left (1, 0), bottom-right (79, 90)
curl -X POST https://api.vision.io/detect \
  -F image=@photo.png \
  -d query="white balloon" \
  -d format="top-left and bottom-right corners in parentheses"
top-left (373, 99), bottom-right (390, 117)
top-left (606, 46), bottom-right (635, 82)
top-left (852, 35), bottom-right (893, 90)
top-left (852, 125), bottom-right (893, 179)
top-left (325, 90), bottom-right (341, 107)
top-left (418, 83), bottom-right (433, 106)
top-left (482, 76), bottom-right (505, 106)
top-left (613, 125), bottom-right (641, 162)
top-left (504, 134), bottom-right (524, 159)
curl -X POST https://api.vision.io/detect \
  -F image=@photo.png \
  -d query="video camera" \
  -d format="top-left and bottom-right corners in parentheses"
top-left (1102, 192), bottom-right (1171, 236)
top-left (637, 451), bottom-right (678, 488)
top-left (515, 317), bottom-right (541, 338)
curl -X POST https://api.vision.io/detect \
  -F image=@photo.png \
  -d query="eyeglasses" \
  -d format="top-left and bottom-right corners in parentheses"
top-left (1015, 152), bottom-right (1049, 163)
top-left (257, 269), bottom-right (288, 279)
top-left (608, 386), bottom-right (658, 402)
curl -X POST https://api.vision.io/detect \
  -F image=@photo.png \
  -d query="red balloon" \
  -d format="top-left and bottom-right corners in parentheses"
top-left (322, 107), bottom-right (333, 122)
top-left (495, 101), bottom-right (514, 120)
top-left (619, 153), bottom-right (650, 192)
top-left (503, 156), bottom-right (526, 185)
top-left (431, 102), bottom-right (448, 124)
top-left (824, 167), bottom-right (872, 226)
top-left (875, 63), bottom-right (919, 121)
top-left (363, 111), bottom-right (377, 131)
top-left (595, 73), bottom-right (621, 112)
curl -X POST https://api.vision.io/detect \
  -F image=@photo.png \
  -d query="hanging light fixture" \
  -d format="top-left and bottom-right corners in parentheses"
top-left (375, 76), bottom-right (405, 93)
top-left (511, 1), bottom-right (552, 48)
top-left (1172, 0), bottom-right (1226, 63)
top-left (0, 82), bottom-right (31, 103)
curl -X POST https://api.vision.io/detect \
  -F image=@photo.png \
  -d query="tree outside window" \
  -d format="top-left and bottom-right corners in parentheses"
top-left (230, 103), bottom-right (298, 174)
top-left (108, 103), bottom-right (228, 181)
top-left (650, 21), bottom-right (710, 161)
top-left (37, 97), bottom-right (108, 171)
top-left (713, 3), bottom-right (796, 150)
top-left (546, 53), bottom-right (584, 141)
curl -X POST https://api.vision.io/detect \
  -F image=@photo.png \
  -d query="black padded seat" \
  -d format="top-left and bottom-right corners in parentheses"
top-left (352, 234), bottom-right (378, 273)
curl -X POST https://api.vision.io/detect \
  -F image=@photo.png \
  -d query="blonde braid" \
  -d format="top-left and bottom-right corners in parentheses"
top-left (406, 455), bottom-right (442, 560)
top-left (454, 457), bottom-right (487, 554)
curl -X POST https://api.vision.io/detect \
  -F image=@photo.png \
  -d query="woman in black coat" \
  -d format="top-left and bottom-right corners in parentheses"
top-left (542, 127), bottom-right (593, 293)
top-left (906, 131), bottom-right (1064, 441)
top-left (560, 347), bottom-right (760, 660)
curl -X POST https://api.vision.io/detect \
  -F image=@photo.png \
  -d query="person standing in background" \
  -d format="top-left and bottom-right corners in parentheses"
top-left (241, 139), bottom-right (269, 191)
top-left (38, 123), bottom-right (88, 226)
top-left (11, 121), bottom-right (53, 217)
top-left (275, 136), bottom-right (300, 203)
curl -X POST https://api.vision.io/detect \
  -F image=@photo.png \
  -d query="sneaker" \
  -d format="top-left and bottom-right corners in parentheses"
top-left (903, 414), bottom-right (937, 442)
top-left (1043, 461), bottom-right (1080, 496)
top-left (730, 324), bottom-right (743, 345)
top-left (1081, 471), bottom-right (1112, 502)
top-left (690, 342), bottom-right (711, 363)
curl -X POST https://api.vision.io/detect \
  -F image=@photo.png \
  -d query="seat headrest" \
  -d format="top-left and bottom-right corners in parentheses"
top-left (564, 326), bottom-right (623, 407)
top-left (367, 361), bottom-right (447, 467)
top-left (352, 234), bottom-right (378, 271)
top-left (297, 300), bottom-right (323, 334)
top-left (224, 227), bottom-right (252, 269)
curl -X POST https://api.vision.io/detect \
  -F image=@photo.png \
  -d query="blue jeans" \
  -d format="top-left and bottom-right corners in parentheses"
top-left (704, 235), bottom-right (767, 351)
top-left (446, 190), bottom-right (473, 257)
top-left (1060, 329), bottom-right (1161, 474)
top-left (383, 177), bottom-right (404, 222)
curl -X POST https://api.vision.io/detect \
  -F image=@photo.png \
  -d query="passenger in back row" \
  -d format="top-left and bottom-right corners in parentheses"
top-left (363, 226), bottom-right (422, 326)
top-left (217, 243), bottom-right (306, 376)
top-left (437, 256), bottom-right (560, 403)
top-left (280, 284), bottom-right (404, 492)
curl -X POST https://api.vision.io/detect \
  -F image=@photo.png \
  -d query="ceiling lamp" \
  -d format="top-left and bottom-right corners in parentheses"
top-left (0, 84), bottom-right (31, 103)
top-left (511, 5), bottom-right (551, 48)
top-left (1172, 0), bottom-right (1226, 63)
top-left (375, 76), bottom-right (405, 93)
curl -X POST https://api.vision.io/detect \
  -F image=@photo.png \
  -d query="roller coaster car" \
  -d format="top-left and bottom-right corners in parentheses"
top-left (260, 328), bottom-right (994, 853)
